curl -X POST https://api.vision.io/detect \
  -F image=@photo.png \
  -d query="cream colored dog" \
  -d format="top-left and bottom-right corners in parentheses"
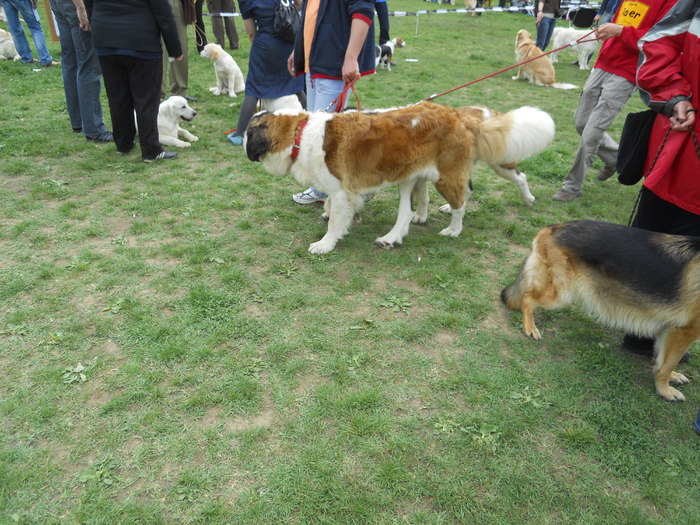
top-left (0, 28), bottom-right (20, 60)
top-left (200, 43), bottom-right (245, 97)
top-left (512, 29), bottom-right (577, 90)
top-left (158, 96), bottom-right (198, 148)
top-left (549, 27), bottom-right (600, 70)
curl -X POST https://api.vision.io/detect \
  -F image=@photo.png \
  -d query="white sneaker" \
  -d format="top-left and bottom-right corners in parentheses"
top-left (292, 187), bottom-right (327, 204)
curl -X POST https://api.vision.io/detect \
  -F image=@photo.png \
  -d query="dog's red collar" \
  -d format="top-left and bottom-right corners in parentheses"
top-left (291, 118), bottom-right (308, 161)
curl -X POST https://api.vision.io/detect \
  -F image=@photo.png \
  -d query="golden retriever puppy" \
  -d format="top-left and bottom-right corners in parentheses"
top-left (512, 29), bottom-right (577, 90)
top-left (200, 43), bottom-right (245, 97)
top-left (157, 96), bottom-right (198, 148)
top-left (0, 28), bottom-right (20, 60)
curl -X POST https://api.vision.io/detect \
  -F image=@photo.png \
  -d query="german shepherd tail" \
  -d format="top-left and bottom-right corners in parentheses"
top-left (501, 220), bottom-right (700, 402)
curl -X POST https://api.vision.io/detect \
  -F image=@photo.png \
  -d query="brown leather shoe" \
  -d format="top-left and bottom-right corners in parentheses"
top-left (552, 189), bottom-right (581, 202)
top-left (596, 165), bottom-right (616, 181)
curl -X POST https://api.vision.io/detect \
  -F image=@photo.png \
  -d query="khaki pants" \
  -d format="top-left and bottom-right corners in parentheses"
top-left (561, 68), bottom-right (635, 194)
top-left (162, 0), bottom-right (189, 97)
top-left (207, 0), bottom-right (239, 49)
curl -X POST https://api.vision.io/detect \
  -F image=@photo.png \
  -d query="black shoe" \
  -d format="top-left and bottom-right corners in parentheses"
top-left (184, 95), bottom-right (198, 102)
top-left (72, 127), bottom-right (82, 134)
top-left (86, 131), bottom-right (114, 143)
top-left (143, 151), bottom-right (178, 163)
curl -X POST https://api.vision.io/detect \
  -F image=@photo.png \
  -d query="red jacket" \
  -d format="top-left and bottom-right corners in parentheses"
top-left (594, 0), bottom-right (676, 83)
top-left (637, 0), bottom-right (700, 215)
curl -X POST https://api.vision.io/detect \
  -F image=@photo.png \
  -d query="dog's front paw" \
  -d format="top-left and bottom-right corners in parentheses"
top-left (657, 385), bottom-right (686, 402)
top-left (669, 371), bottom-right (690, 385)
top-left (523, 326), bottom-right (542, 340)
top-left (181, 142), bottom-right (191, 148)
top-left (190, 135), bottom-right (199, 143)
top-left (209, 87), bottom-right (221, 95)
top-left (228, 92), bottom-right (237, 98)
top-left (308, 240), bottom-right (335, 254)
top-left (438, 203), bottom-right (451, 214)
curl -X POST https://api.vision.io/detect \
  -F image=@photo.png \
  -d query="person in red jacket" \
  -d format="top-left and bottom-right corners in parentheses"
top-left (622, 0), bottom-right (699, 358)
top-left (551, 0), bottom-right (676, 202)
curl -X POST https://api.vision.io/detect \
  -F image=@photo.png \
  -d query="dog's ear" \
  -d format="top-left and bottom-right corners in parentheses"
top-left (244, 113), bottom-right (271, 162)
top-left (211, 48), bottom-right (219, 60)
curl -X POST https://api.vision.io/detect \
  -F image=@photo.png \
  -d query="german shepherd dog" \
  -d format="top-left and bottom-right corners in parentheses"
top-left (501, 220), bottom-right (699, 402)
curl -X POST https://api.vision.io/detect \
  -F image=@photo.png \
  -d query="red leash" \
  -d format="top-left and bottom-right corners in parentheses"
top-left (325, 77), bottom-right (362, 112)
top-left (424, 29), bottom-right (599, 102)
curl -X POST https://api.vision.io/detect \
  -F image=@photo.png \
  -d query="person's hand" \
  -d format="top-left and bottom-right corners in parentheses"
top-left (287, 52), bottom-right (295, 77)
top-left (341, 57), bottom-right (360, 85)
top-left (593, 14), bottom-right (601, 25)
top-left (76, 7), bottom-right (90, 30)
top-left (595, 23), bottom-right (623, 41)
top-left (32, 0), bottom-right (38, 8)
top-left (536, 11), bottom-right (543, 23)
top-left (174, 55), bottom-right (183, 62)
top-left (670, 100), bottom-right (696, 132)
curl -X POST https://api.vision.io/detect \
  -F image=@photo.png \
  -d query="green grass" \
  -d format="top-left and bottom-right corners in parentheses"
top-left (2, 2), bottom-right (699, 524)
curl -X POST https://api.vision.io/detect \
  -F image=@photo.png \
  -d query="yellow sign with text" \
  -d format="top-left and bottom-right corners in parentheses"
top-left (615, 1), bottom-right (650, 27)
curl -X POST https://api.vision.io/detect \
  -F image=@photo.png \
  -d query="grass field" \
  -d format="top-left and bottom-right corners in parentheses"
top-left (1, 1), bottom-right (699, 523)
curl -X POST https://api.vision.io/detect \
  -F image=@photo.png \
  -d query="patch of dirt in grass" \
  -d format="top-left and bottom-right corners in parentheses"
top-left (201, 406), bottom-right (223, 427)
top-left (245, 302), bottom-right (268, 320)
top-left (293, 372), bottom-right (330, 396)
top-left (225, 408), bottom-right (276, 433)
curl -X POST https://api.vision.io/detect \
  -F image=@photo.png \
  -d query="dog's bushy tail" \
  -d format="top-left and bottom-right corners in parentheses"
top-left (477, 106), bottom-right (555, 165)
top-left (551, 83), bottom-right (578, 90)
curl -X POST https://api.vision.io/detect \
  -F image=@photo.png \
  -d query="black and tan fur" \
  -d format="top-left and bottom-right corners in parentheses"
top-left (502, 220), bottom-right (699, 401)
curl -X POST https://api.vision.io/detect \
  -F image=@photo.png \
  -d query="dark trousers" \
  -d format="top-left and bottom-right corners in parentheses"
top-left (374, 1), bottom-right (390, 45)
top-left (195, 0), bottom-right (207, 52)
top-left (632, 186), bottom-right (700, 235)
top-left (98, 54), bottom-right (163, 159)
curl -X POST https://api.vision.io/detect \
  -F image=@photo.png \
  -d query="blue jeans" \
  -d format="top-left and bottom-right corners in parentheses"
top-left (306, 75), bottom-right (348, 112)
top-left (535, 16), bottom-right (557, 50)
top-left (1, 0), bottom-right (53, 65)
top-left (50, 0), bottom-right (107, 137)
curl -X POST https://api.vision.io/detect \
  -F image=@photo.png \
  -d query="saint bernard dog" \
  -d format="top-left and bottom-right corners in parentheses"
top-left (244, 101), bottom-right (555, 254)
top-left (502, 220), bottom-right (699, 402)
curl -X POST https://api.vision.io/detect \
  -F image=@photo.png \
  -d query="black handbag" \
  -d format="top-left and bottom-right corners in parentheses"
top-left (616, 109), bottom-right (657, 186)
top-left (274, 0), bottom-right (300, 44)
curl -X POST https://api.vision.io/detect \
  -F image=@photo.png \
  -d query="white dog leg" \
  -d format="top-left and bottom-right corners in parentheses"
top-left (411, 179), bottom-right (429, 225)
top-left (489, 164), bottom-right (536, 206)
top-left (178, 129), bottom-right (199, 143)
top-left (439, 202), bottom-right (466, 237)
top-left (160, 135), bottom-right (192, 148)
top-left (376, 180), bottom-right (415, 248)
top-left (308, 192), bottom-right (361, 254)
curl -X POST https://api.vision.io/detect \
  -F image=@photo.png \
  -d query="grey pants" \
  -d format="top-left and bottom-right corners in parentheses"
top-left (561, 68), bottom-right (635, 194)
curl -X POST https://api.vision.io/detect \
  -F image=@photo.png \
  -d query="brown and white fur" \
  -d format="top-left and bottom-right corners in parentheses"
top-left (502, 220), bottom-right (699, 402)
top-left (0, 28), bottom-right (19, 60)
top-left (244, 102), bottom-right (554, 254)
top-left (512, 29), bottom-right (577, 89)
top-left (375, 37), bottom-right (406, 71)
top-left (157, 96), bottom-right (198, 148)
top-left (416, 105), bottom-right (546, 218)
top-left (549, 27), bottom-right (600, 70)
top-left (200, 43), bottom-right (245, 97)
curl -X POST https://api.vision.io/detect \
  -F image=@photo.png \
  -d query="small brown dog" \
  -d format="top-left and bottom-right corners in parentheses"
top-left (512, 29), bottom-right (577, 89)
top-left (502, 220), bottom-right (698, 402)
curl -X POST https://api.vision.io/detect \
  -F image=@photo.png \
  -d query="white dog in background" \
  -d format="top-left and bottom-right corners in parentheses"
top-left (0, 28), bottom-right (20, 60)
top-left (158, 96), bottom-right (198, 148)
top-left (549, 27), bottom-right (600, 70)
top-left (200, 43), bottom-right (245, 97)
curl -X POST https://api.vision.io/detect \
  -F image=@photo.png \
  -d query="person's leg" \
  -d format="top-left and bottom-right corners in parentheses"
top-left (129, 56), bottom-right (166, 160)
top-left (195, 0), bottom-right (208, 52)
top-left (229, 95), bottom-right (258, 144)
top-left (3, 0), bottom-right (34, 63)
top-left (542, 17), bottom-right (556, 50)
top-left (221, 0), bottom-right (239, 49)
top-left (168, 0), bottom-right (189, 96)
top-left (556, 70), bottom-right (634, 197)
top-left (99, 54), bottom-right (137, 154)
top-left (14, 0), bottom-right (53, 64)
top-left (375, 1), bottom-right (390, 45)
top-left (207, 0), bottom-right (226, 48)
top-left (50, 0), bottom-right (81, 130)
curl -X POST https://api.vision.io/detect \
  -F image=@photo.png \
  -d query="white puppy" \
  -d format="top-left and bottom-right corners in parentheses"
top-left (158, 96), bottom-right (198, 148)
top-left (200, 43), bottom-right (245, 97)
top-left (549, 27), bottom-right (600, 70)
top-left (0, 28), bottom-right (20, 60)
